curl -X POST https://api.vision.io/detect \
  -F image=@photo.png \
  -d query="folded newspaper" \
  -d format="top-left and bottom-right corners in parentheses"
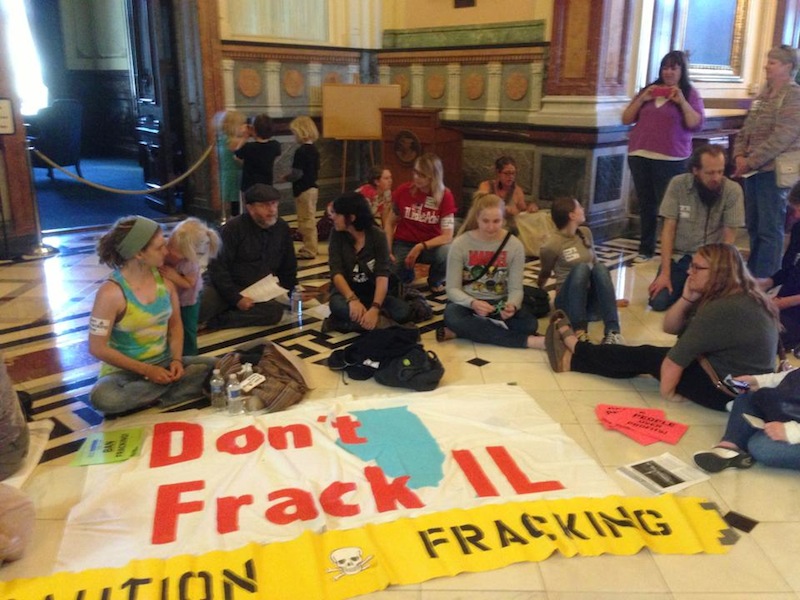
top-left (617, 452), bottom-right (709, 495)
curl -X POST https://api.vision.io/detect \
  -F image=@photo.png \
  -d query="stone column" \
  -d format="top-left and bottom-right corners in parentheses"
top-left (445, 63), bottom-right (461, 120)
top-left (541, 0), bottom-right (634, 126)
top-left (222, 59), bottom-right (236, 109)
top-left (485, 61), bottom-right (502, 122)
top-left (264, 61), bottom-right (283, 117)
top-left (308, 62), bottom-right (322, 114)
top-left (379, 64), bottom-right (391, 85)
top-left (410, 64), bottom-right (424, 108)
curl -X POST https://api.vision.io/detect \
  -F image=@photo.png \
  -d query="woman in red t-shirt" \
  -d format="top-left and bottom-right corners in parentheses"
top-left (384, 153), bottom-right (456, 293)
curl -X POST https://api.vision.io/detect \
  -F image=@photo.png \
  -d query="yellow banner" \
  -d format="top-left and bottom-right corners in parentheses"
top-left (1, 494), bottom-right (735, 600)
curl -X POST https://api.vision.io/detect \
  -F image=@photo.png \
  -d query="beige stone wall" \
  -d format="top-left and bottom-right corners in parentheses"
top-left (382, 0), bottom-right (553, 40)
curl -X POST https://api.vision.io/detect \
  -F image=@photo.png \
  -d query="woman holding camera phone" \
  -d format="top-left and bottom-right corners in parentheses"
top-left (622, 50), bottom-right (705, 262)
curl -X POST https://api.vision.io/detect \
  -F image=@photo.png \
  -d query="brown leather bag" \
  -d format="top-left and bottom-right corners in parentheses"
top-left (215, 341), bottom-right (312, 414)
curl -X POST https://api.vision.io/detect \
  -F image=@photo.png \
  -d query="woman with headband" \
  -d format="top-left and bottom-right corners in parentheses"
top-left (88, 216), bottom-right (215, 416)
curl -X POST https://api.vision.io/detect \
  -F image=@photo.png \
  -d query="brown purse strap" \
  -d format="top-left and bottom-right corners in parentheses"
top-left (697, 355), bottom-right (737, 398)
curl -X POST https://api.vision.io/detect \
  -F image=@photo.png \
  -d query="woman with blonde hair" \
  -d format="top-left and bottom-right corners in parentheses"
top-left (384, 153), bottom-right (456, 293)
top-left (287, 115), bottom-right (320, 259)
top-left (546, 243), bottom-right (780, 411)
top-left (438, 193), bottom-right (543, 348)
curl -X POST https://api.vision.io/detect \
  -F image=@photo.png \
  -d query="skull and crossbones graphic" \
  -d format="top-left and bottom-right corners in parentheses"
top-left (326, 546), bottom-right (374, 580)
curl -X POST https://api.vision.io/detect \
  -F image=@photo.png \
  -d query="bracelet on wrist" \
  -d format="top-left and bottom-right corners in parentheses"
top-left (347, 294), bottom-right (358, 303)
top-left (681, 296), bottom-right (696, 303)
top-left (370, 302), bottom-right (382, 310)
top-left (421, 241), bottom-right (429, 251)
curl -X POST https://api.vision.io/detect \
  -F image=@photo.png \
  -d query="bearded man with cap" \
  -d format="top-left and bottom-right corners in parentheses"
top-left (647, 143), bottom-right (744, 311)
top-left (199, 183), bottom-right (298, 329)
top-left (88, 216), bottom-right (216, 416)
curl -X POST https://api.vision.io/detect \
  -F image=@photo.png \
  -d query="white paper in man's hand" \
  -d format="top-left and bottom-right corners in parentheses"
top-left (239, 274), bottom-right (288, 303)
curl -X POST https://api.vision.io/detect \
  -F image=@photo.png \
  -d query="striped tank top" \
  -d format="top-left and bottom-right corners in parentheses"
top-left (100, 269), bottom-right (172, 376)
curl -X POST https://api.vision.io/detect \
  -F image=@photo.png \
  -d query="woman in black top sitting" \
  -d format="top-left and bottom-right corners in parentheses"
top-left (324, 192), bottom-right (411, 332)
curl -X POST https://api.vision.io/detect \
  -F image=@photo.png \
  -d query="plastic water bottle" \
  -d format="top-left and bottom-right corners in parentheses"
top-left (226, 374), bottom-right (244, 415)
top-left (290, 285), bottom-right (303, 316)
top-left (209, 368), bottom-right (226, 411)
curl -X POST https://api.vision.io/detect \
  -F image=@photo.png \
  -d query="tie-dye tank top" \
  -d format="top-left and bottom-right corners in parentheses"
top-left (100, 269), bottom-right (172, 376)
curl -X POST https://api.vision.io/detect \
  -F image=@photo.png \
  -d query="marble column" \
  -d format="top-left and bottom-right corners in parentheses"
top-left (445, 63), bottom-right (461, 120)
top-left (485, 61), bottom-right (502, 122)
top-left (222, 59), bottom-right (236, 109)
top-left (308, 62), bottom-right (322, 113)
top-left (410, 64), bottom-right (424, 109)
top-left (264, 61), bottom-right (283, 117)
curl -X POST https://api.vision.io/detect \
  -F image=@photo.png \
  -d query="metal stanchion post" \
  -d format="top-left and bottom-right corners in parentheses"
top-left (22, 145), bottom-right (59, 261)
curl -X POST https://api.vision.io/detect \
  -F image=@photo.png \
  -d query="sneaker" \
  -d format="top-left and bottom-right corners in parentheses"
top-left (576, 331), bottom-right (590, 343)
top-left (602, 331), bottom-right (625, 345)
top-left (633, 254), bottom-right (653, 264)
top-left (296, 250), bottom-right (317, 260)
top-left (693, 447), bottom-right (754, 473)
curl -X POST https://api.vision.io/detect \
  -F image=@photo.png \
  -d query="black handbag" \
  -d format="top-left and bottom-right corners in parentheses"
top-left (522, 285), bottom-right (551, 318)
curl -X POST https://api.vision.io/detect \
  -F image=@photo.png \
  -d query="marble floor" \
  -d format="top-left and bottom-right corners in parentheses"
top-left (1, 225), bottom-right (799, 600)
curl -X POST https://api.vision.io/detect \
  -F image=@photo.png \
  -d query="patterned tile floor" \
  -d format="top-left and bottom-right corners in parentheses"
top-left (3, 222), bottom-right (800, 600)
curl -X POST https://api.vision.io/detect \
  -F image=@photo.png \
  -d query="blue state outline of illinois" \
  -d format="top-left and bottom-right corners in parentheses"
top-left (336, 406), bottom-right (445, 489)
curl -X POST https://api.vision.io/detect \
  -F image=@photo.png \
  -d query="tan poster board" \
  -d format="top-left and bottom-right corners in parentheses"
top-left (322, 84), bottom-right (401, 140)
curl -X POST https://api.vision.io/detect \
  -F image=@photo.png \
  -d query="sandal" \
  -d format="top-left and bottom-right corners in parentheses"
top-left (693, 446), bottom-right (754, 473)
top-left (545, 310), bottom-right (574, 373)
top-left (436, 326), bottom-right (456, 342)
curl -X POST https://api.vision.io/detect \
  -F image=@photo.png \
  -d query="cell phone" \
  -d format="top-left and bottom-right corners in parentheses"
top-left (723, 374), bottom-right (750, 394)
top-left (651, 86), bottom-right (672, 98)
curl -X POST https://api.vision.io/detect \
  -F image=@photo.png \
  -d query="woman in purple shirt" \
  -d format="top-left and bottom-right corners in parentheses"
top-left (623, 51), bottom-right (705, 262)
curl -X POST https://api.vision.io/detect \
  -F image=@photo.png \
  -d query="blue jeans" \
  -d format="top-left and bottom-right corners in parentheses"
top-left (723, 392), bottom-right (800, 471)
top-left (627, 156), bottom-right (688, 256)
top-left (554, 263), bottom-right (620, 334)
top-left (90, 356), bottom-right (216, 416)
top-left (392, 241), bottom-right (450, 287)
top-left (329, 291), bottom-right (412, 326)
top-left (649, 254), bottom-right (691, 312)
top-left (744, 171), bottom-right (788, 277)
top-left (443, 302), bottom-right (538, 348)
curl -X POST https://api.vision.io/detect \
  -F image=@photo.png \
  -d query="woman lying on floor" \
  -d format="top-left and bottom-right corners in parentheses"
top-left (545, 243), bottom-right (779, 411)
top-left (438, 193), bottom-right (544, 349)
top-left (88, 216), bottom-right (216, 417)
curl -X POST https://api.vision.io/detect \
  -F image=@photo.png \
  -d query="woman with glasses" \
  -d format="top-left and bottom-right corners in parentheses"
top-left (545, 243), bottom-right (779, 411)
top-left (623, 50), bottom-right (705, 263)
top-left (477, 156), bottom-right (538, 220)
top-left (384, 153), bottom-right (456, 293)
top-left (733, 45), bottom-right (800, 278)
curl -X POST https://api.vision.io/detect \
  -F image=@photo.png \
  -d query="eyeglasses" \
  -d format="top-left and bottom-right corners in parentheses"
top-left (688, 262), bottom-right (710, 272)
top-left (500, 171), bottom-right (516, 176)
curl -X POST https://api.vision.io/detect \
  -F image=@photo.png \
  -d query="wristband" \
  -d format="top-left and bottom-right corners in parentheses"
top-left (347, 294), bottom-right (358, 303)
top-left (371, 302), bottom-right (382, 310)
top-left (681, 296), bottom-right (695, 303)
top-left (421, 241), bottom-right (428, 251)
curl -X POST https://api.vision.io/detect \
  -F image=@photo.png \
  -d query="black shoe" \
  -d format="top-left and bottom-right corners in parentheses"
top-left (693, 447), bottom-right (754, 473)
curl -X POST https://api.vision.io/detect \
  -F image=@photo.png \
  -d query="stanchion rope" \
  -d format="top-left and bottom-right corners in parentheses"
top-left (30, 143), bottom-right (214, 195)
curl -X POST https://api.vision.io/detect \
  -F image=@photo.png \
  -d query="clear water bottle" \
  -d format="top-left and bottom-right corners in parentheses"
top-left (209, 368), bottom-right (226, 411)
top-left (226, 374), bottom-right (244, 415)
top-left (290, 285), bottom-right (303, 315)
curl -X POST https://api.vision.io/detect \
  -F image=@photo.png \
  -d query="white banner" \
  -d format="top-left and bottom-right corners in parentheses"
top-left (57, 384), bottom-right (622, 572)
